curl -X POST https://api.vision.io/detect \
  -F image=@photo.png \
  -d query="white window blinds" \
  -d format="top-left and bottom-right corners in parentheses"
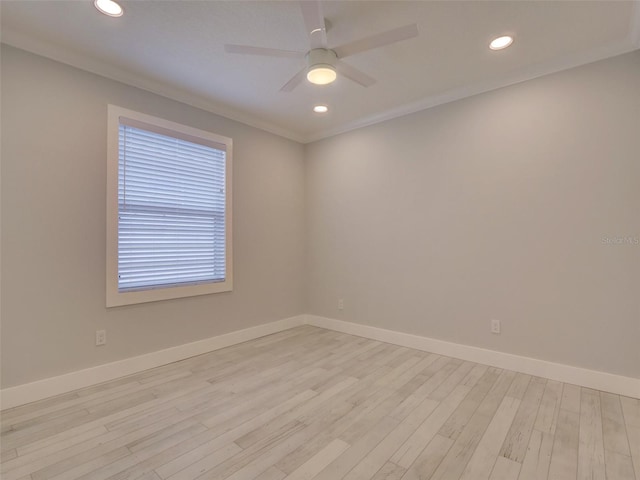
top-left (117, 120), bottom-right (227, 292)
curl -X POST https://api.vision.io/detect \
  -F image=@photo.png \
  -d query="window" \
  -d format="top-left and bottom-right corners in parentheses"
top-left (107, 106), bottom-right (232, 307)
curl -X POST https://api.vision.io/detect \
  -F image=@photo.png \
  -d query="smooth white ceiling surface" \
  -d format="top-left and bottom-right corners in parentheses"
top-left (2, 1), bottom-right (639, 142)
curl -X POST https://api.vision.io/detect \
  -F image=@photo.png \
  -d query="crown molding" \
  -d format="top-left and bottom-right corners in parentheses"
top-left (304, 39), bottom-right (640, 143)
top-left (2, 27), bottom-right (638, 145)
top-left (0, 29), bottom-right (306, 144)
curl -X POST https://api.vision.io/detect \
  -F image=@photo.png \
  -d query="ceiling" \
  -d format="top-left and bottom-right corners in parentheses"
top-left (2, 1), bottom-right (639, 143)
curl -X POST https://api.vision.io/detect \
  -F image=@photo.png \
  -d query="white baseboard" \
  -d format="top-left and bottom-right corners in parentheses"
top-left (3, 313), bottom-right (637, 410)
top-left (0, 315), bottom-right (306, 410)
top-left (305, 315), bottom-right (640, 399)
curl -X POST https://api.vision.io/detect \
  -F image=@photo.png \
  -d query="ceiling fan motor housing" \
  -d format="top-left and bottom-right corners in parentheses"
top-left (306, 48), bottom-right (338, 69)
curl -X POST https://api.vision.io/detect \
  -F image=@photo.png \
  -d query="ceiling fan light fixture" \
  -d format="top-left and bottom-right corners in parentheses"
top-left (306, 48), bottom-right (338, 85)
top-left (94, 0), bottom-right (123, 17)
top-left (489, 35), bottom-right (514, 50)
top-left (307, 65), bottom-right (336, 85)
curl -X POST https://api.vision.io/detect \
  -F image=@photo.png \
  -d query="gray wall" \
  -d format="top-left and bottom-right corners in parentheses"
top-left (1, 45), bottom-right (306, 388)
top-left (305, 51), bottom-right (640, 378)
top-left (2, 45), bottom-right (639, 389)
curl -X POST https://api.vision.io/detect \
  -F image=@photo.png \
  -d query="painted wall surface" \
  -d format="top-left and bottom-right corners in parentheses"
top-left (305, 51), bottom-right (640, 378)
top-left (2, 45), bottom-right (639, 390)
top-left (1, 46), bottom-right (306, 388)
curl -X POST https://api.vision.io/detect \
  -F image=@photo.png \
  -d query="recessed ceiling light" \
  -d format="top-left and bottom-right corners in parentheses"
top-left (313, 105), bottom-right (329, 114)
top-left (489, 35), bottom-right (514, 50)
top-left (94, 0), bottom-right (123, 17)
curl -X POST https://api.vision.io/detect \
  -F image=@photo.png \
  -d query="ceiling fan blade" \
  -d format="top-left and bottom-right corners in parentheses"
top-left (224, 44), bottom-right (304, 58)
top-left (280, 67), bottom-right (308, 92)
top-left (300, 0), bottom-right (327, 49)
top-left (333, 24), bottom-right (418, 59)
top-left (335, 60), bottom-right (376, 87)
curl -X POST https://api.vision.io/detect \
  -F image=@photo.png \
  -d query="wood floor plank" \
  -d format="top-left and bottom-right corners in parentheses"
top-left (505, 374), bottom-right (532, 401)
top-left (3, 403), bottom-right (99, 436)
top-left (154, 389), bottom-right (323, 480)
top-left (1, 392), bottom-right (82, 422)
top-left (255, 466), bottom-right (288, 480)
top-left (10, 424), bottom-right (104, 462)
top-left (428, 370), bottom-right (516, 480)
top-left (394, 355), bottom-right (440, 397)
top-left (2, 427), bottom-right (116, 479)
top-left (517, 380), bottom-right (562, 480)
top-left (601, 392), bottom-right (632, 456)
top-left (560, 385), bottom-right (581, 414)
top-left (1, 326), bottom-right (637, 480)
top-left (600, 392), bottom-right (636, 480)
top-left (273, 358), bottom-right (410, 475)
top-left (101, 427), bottom-right (234, 480)
top-left (389, 357), bottom-right (460, 422)
top-left (45, 446), bottom-right (131, 480)
top-left (604, 451), bottom-right (636, 480)
top-left (499, 376), bottom-right (546, 463)
top-left (216, 416), bottom-right (338, 480)
top-left (370, 461), bottom-right (406, 480)
top-left (517, 429), bottom-right (554, 480)
top-left (391, 384), bottom-right (469, 468)
top-left (320, 341), bottom-right (387, 376)
top-left (490, 456), bottom-right (521, 480)
top-left (547, 409), bottom-right (579, 480)
top-left (313, 416), bottom-right (399, 480)
top-left (399, 434), bottom-right (453, 480)
top-left (198, 377), bottom-right (325, 432)
top-left (459, 396), bottom-right (521, 480)
top-left (194, 408), bottom-right (348, 480)
top-left (620, 397), bottom-right (640, 427)
top-left (1, 409), bottom-right (93, 451)
top-left (136, 471), bottom-right (162, 480)
top-left (12, 382), bottom-right (210, 461)
top-left (276, 402), bottom-right (363, 474)
top-left (163, 442), bottom-right (242, 480)
top-left (577, 388), bottom-right (606, 480)
top-left (427, 361), bottom-right (475, 401)
top-left (231, 390), bottom-right (322, 448)
top-left (534, 381), bottom-right (562, 435)
top-left (437, 367), bottom-right (501, 441)
top-left (153, 431), bottom-right (240, 479)
top-left (342, 397), bottom-right (439, 480)
top-left (625, 425), bottom-right (640, 480)
top-left (1, 449), bottom-right (18, 462)
top-left (621, 396), bottom-right (640, 479)
top-left (461, 364), bottom-right (490, 388)
top-left (72, 422), bottom-right (208, 480)
top-left (337, 389), bottom-right (404, 446)
top-left (4, 414), bottom-right (197, 480)
top-left (282, 438), bottom-right (349, 480)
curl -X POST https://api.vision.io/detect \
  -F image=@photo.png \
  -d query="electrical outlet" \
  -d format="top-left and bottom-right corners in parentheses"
top-left (338, 298), bottom-right (344, 310)
top-left (96, 329), bottom-right (107, 346)
top-left (491, 319), bottom-right (501, 334)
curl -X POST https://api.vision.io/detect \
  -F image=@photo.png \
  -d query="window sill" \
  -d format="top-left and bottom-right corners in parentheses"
top-left (106, 279), bottom-right (232, 307)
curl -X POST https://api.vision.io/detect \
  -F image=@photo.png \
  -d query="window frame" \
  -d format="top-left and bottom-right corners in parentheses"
top-left (106, 105), bottom-right (233, 307)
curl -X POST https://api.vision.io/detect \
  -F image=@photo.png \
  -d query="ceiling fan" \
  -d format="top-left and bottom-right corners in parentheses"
top-left (224, 1), bottom-right (419, 92)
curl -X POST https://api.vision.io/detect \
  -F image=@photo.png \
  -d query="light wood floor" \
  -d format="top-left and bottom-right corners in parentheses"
top-left (1, 326), bottom-right (638, 480)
